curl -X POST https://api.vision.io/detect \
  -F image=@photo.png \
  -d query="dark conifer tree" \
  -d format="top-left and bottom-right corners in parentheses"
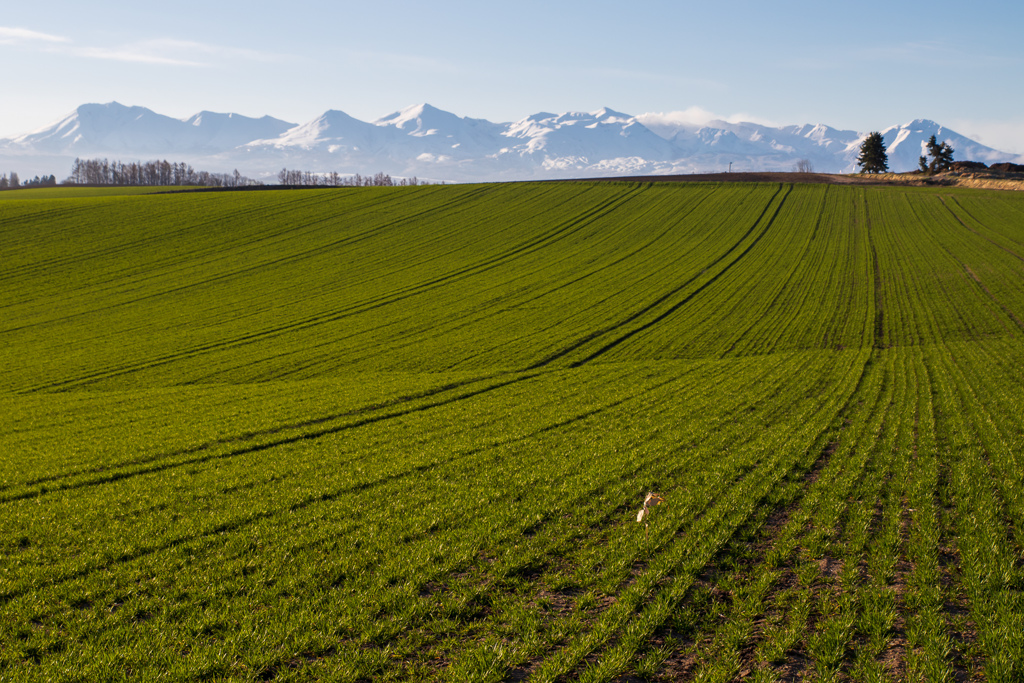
top-left (923, 135), bottom-right (955, 173)
top-left (926, 135), bottom-right (942, 169)
top-left (935, 142), bottom-right (954, 172)
top-left (857, 132), bottom-right (889, 174)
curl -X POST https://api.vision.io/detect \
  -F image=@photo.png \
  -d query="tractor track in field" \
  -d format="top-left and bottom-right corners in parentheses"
top-left (928, 207), bottom-right (1024, 337)
top-left (0, 371), bottom-right (542, 505)
top-left (13, 187), bottom-right (643, 393)
top-left (527, 184), bottom-right (791, 370)
top-left (941, 195), bottom-right (1024, 263)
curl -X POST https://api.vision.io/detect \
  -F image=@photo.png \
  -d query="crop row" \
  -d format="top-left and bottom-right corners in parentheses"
top-left (3, 181), bottom-right (1024, 680)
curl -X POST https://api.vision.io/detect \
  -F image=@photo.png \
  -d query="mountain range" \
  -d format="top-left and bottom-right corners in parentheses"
top-left (2, 102), bottom-right (1020, 183)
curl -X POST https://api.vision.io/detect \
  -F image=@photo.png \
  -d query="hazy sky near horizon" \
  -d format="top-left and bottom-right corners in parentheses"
top-left (3, 0), bottom-right (1023, 153)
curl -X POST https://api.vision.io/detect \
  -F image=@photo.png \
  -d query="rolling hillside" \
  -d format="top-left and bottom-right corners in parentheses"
top-left (2, 182), bottom-right (1024, 680)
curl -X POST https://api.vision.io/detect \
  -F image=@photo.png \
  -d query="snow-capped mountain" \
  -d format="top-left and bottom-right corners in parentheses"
top-left (238, 104), bottom-right (508, 176)
top-left (249, 109), bottom-right (380, 153)
top-left (180, 110), bottom-right (296, 152)
top-left (875, 119), bottom-right (1011, 172)
top-left (4, 102), bottom-right (294, 157)
top-left (2, 102), bottom-right (1021, 182)
top-left (374, 103), bottom-right (505, 158)
top-left (501, 108), bottom-right (678, 163)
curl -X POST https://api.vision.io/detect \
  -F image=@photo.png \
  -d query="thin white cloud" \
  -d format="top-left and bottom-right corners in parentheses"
top-left (0, 26), bottom-right (69, 44)
top-left (74, 38), bottom-right (291, 67)
top-left (636, 107), bottom-right (720, 129)
top-left (74, 45), bottom-right (206, 67)
top-left (722, 112), bottom-right (780, 127)
top-left (0, 25), bottom-right (287, 67)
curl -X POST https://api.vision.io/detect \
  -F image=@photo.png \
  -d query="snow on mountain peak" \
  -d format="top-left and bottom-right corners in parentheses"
top-left (258, 109), bottom-right (375, 149)
top-left (367, 104), bottom-right (507, 159)
top-left (591, 107), bottom-right (633, 123)
top-left (903, 118), bottom-right (941, 129)
top-left (5, 102), bottom-right (296, 155)
top-left (374, 103), bottom-right (459, 136)
top-left (4, 102), bottom-right (1022, 182)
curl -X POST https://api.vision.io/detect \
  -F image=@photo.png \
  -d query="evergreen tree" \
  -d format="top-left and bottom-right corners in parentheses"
top-left (922, 135), bottom-right (955, 173)
top-left (938, 143), bottom-right (954, 169)
top-left (925, 135), bottom-right (941, 170)
top-left (857, 132), bottom-right (889, 174)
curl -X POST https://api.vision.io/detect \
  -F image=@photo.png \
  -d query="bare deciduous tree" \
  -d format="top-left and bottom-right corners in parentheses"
top-left (67, 158), bottom-right (258, 187)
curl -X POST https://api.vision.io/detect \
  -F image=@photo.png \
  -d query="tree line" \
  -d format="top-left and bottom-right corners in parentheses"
top-left (2, 162), bottom-right (433, 190)
top-left (0, 172), bottom-right (58, 190)
top-left (67, 158), bottom-right (260, 187)
top-left (277, 168), bottom-right (427, 187)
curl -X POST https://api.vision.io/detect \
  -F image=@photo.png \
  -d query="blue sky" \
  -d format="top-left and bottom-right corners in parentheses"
top-left (3, 0), bottom-right (1023, 153)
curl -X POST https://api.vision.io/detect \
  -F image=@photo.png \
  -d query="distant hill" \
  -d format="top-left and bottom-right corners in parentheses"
top-left (2, 101), bottom-right (1021, 182)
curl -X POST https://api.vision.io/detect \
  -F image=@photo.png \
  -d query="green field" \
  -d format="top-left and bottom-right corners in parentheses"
top-left (0, 186), bottom-right (189, 200)
top-left (2, 181), bottom-right (1024, 681)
